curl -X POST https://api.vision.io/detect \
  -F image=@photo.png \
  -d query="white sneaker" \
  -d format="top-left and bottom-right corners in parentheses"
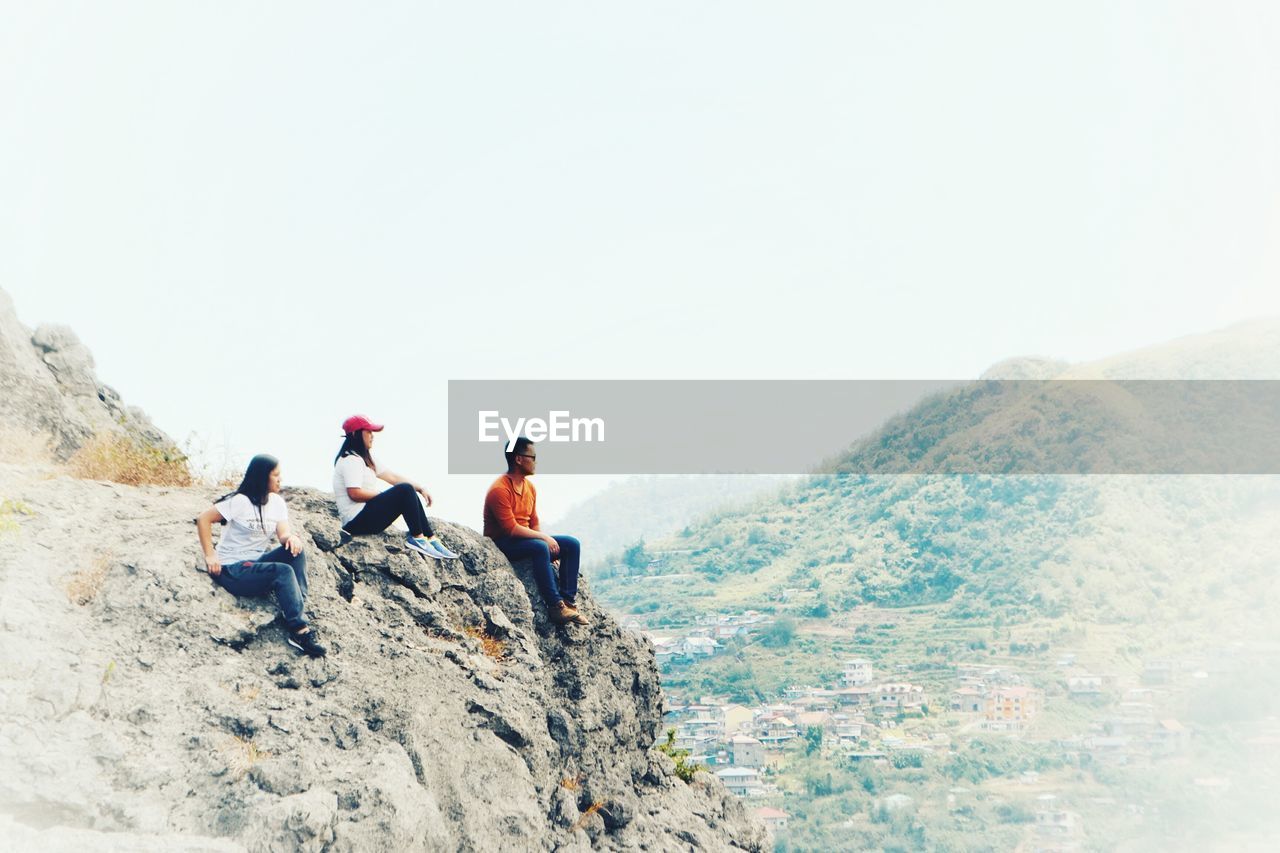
top-left (426, 539), bottom-right (459, 560)
top-left (405, 534), bottom-right (435, 558)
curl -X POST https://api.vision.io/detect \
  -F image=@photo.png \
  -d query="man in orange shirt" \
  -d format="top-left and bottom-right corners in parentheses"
top-left (484, 437), bottom-right (588, 626)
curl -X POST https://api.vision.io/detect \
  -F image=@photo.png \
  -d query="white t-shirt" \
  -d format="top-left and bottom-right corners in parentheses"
top-left (214, 492), bottom-right (288, 562)
top-left (333, 454), bottom-right (391, 524)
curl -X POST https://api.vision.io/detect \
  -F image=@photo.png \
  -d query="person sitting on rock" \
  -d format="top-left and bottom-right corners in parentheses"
top-left (332, 414), bottom-right (458, 560)
top-left (195, 454), bottom-right (326, 658)
top-left (483, 437), bottom-right (588, 626)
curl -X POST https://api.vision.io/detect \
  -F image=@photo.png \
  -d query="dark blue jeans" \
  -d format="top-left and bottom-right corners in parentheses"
top-left (217, 546), bottom-right (309, 631)
top-left (343, 482), bottom-right (435, 538)
top-left (494, 535), bottom-right (580, 607)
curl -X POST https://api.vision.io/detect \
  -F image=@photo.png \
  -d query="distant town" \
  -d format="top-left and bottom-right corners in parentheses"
top-left (621, 608), bottom-right (1249, 848)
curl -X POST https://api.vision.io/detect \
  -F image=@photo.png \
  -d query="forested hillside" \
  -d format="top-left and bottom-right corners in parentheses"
top-left (588, 321), bottom-right (1280, 850)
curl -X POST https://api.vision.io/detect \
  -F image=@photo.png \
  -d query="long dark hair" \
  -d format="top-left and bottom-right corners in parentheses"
top-left (217, 454), bottom-right (278, 528)
top-left (234, 454), bottom-right (279, 506)
top-left (334, 432), bottom-right (376, 470)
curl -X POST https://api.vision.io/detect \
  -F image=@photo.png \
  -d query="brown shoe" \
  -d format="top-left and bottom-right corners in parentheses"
top-left (558, 601), bottom-right (589, 626)
top-left (550, 601), bottom-right (576, 624)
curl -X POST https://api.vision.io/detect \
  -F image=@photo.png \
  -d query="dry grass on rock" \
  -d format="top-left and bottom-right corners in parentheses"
top-left (68, 433), bottom-right (193, 487)
top-left (222, 735), bottom-right (270, 779)
top-left (65, 553), bottom-right (112, 606)
top-left (571, 800), bottom-right (605, 832)
top-left (464, 625), bottom-right (509, 664)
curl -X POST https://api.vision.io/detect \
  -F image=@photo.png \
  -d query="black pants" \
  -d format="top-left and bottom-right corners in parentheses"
top-left (343, 482), bottom-right (435, 538)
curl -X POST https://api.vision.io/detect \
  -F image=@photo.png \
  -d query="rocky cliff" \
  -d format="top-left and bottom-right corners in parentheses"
top-left (0, 467), bottom-right (766, 852)
top-left (0, 287), bottom-right (172, 460)
top-left (0, 286), bottom-right (766, 852)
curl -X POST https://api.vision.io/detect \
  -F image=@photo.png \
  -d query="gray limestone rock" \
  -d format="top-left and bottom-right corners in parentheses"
top-left (0, 286), bottom-right (766, 851)
top-left (0, 287), bottom-right (174, 460)
top-left (0, 470), bottom-right (767, 852)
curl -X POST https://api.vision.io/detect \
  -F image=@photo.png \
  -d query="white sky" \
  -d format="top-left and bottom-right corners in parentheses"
top-left (3, 2), bottom-right (1279, 528)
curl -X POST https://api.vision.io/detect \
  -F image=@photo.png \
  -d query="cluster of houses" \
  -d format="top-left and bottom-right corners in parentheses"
top-left (1053, 655), bottom-right (1203, 767)
top-left (1030, 793), bottom-right (1082, 850)
top-left (632, 610), bottom-right (773, 667)
top-left (637, 608), bottom-right (1226, 848)
top-left (1055, 687), bottom-right (1191, 768)
top-left (664, 658), bottom-right (949, 799)
top-left (948, 664), bottom-right (1045, 730)
top-left (665, 652), bottom-right (1200, 810)
top-left (949, 659), bottom-right (1197, 764)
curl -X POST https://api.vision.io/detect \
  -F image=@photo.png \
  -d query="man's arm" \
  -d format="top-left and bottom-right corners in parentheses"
top-left (526, 490), bottom-right (557, 556)
top-left (506, 521), bottom-right (549, 541)
top-left (487, 487), bottom-right (558, 552)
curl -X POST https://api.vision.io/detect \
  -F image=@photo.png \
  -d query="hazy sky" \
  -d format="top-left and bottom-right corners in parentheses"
top-left (3, 2), bottom-right (1278, 527)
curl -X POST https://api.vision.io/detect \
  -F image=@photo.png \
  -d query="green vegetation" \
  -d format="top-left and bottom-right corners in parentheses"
top-left (940, 737), bottom-right (1063, 784)
top-left (0, 498), bottom-right (34, 536)
top-left (1, 498), bottom-right (34, 515)
top-left (588, 358), bottom-right (1280, 849)
top-left (654, 728), bottom-right (704, 783)
top-left (621, 540), bottom-right (649, 571)
top-left (590, 472), bottom-right (1279, 849)
top-left (759, 616), bottom-right (796, 648)
top-left (596, 474), bottom-right (1277, 639)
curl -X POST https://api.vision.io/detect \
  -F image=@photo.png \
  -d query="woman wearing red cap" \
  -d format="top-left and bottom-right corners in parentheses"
top-left (332, 414), bottom-right (458, 560)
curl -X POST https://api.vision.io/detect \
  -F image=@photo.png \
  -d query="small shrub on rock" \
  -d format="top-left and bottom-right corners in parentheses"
top-left (656, 728), bottom-right (704, 783)
top-left (0, 498), bottom-right (35, 536)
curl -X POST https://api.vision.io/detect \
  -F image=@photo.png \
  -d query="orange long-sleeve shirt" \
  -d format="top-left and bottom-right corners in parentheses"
top-left (483, 474), bottom-right (539, 539)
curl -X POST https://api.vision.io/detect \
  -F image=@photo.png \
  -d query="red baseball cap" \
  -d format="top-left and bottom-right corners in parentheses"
top-left (342, 414), bottom-right (384, 434)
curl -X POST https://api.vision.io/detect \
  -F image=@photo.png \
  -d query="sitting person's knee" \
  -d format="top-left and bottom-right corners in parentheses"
top-left (392, 482), bottom-right (415, 494)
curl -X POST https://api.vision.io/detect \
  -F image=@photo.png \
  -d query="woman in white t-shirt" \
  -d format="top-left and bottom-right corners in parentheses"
top-left (332, 414), bottom-right (458, 560)
top-left (195, 454), bottom-right (326, 658)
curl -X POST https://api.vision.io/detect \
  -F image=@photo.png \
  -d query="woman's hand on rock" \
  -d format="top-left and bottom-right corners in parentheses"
top-left (205, 555), bottom-right (222, 576)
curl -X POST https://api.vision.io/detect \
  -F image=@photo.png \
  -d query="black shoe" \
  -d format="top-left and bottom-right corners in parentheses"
top-left (287, 629), bottom-right (327, 658)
